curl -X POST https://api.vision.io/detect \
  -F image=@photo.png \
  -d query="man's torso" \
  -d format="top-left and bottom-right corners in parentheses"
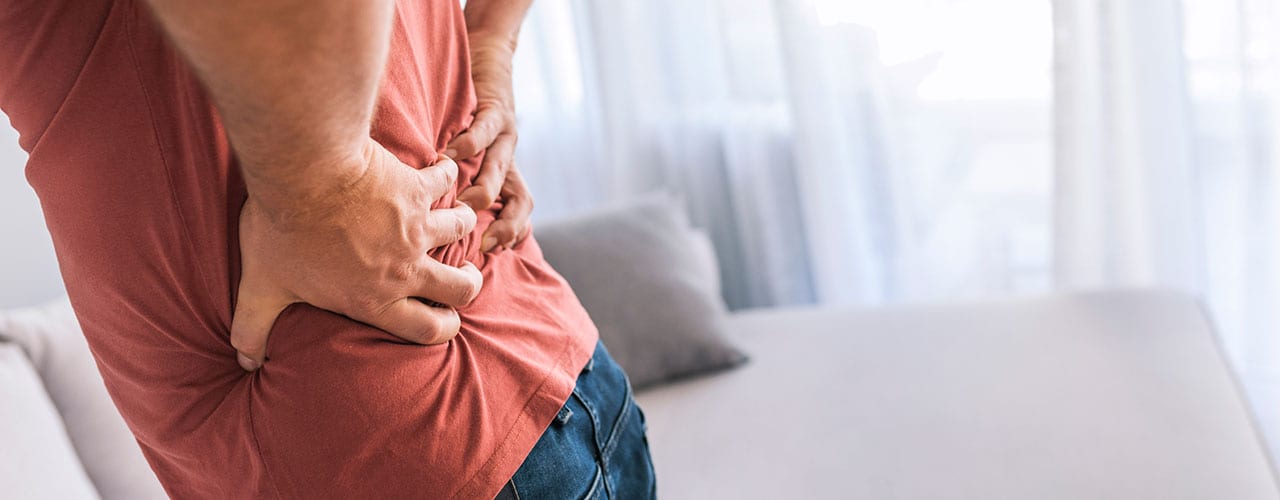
top-left (0, 0), bottom-right (598, 497)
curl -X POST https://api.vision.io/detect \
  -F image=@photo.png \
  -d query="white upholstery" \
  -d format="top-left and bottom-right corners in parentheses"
top-left (0, 342), bottom-right (99, 499)
top-left (636, 290), bottom-right (1280, 499)
top-left (0, 300), bottom-right (166, 500)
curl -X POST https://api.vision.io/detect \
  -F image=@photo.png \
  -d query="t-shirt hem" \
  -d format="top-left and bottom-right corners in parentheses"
top-left (449, 326), bottom-right (599, 500)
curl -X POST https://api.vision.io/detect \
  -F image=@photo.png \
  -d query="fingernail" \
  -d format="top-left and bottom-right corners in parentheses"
top-left (237, 352), bottom-right (261, 371)
top-left (443, 148), bottom-right (457, 158)
top-left (482, 236), bottom-right (498, 252)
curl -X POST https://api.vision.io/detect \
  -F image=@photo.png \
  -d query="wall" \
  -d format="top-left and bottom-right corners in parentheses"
top-left (0, 124), bottom-right (65, 308)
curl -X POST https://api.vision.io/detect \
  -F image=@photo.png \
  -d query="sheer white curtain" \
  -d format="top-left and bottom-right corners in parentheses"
top-left (514, 0), bottom-right (827, 309)
top-left (513, 0), bottom-right (1054, 309)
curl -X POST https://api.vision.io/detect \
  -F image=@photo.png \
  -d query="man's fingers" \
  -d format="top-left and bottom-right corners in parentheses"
top-left (230, 280), bottom-right (293, 371)
top-left (419, 156), bottom-right (460, 201)
top-left (356, 298), bottom-right (462, 346)
top-left (424, 204), bottom-right (478, 247)
top-left (455, 186), bottom-right (495, 213)
top-left (411, 261), bottom-right (484, 307)
top-left (444, 107), bottom-right (504, 159)
top-left (482, 169), bottom-right (533, 252)
top-left (482, 200), bottom-right (531, 251)
top-left (456, 133), bottom-right (516, 210)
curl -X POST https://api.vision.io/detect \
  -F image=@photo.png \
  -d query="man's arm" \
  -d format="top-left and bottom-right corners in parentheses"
top-left (144, 0), bottom-right (483, 370)
top-left (450, 0), bottom-right (536, 251)
top-left (461, 0), bottom-right (533, 47)
top-left (145, 0), bottom-right (389, 205)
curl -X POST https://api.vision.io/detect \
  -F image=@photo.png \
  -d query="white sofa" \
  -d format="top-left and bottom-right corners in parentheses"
top-left (637, 290), bottom-right (1279, 499)
top-left (2, 291), bottom-right (1277, 499)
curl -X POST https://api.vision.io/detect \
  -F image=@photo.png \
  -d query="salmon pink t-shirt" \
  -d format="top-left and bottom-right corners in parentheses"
top-left (0, 0), bottom-right (599, 498)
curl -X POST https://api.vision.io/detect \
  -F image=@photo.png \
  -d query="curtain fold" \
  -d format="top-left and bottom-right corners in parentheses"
top-left (773, 1), bottom-right (900, 304)
top-left (1052, 0), bottom-right (1205, 292)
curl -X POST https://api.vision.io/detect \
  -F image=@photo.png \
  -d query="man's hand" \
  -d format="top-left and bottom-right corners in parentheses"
top-left (142, 0), bottom-right (490, 371)
top-left (447, 35), bottom-right (532, 252)
top-left (231, 140), bottom-right (482, 371)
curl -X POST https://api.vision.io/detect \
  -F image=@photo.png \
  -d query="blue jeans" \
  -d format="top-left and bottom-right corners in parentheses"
top-left (495, 342), bottom-right (657, 499)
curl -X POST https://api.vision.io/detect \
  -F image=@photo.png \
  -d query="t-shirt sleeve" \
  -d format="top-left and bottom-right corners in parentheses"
top-left (0, 0), bottom-right (115, 151)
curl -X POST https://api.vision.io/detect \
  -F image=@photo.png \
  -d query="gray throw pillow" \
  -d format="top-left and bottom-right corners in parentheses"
top-left (535, 192), bottom-right (747, 390)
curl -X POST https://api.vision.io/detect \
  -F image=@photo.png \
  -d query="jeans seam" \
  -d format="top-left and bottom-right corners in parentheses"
top-left (572, 388), bottom-right (603, 454)
top-left (582, 465), bottom-right (605, 500)
top-left (600, 373), bottom-right (636, 463)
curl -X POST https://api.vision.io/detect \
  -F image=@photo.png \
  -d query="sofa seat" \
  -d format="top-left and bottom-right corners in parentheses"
top-left (635, 290), bottom-right (1280, 499)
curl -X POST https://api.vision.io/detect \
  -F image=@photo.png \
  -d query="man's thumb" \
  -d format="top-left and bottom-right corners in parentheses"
top-left (230, 280), bottom-right (291, 371)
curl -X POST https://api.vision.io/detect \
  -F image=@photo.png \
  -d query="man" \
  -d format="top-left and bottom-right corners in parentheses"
top-left (0, 0), bottom-right (655, 498)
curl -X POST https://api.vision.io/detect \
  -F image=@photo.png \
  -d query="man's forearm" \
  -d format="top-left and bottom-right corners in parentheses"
top-left (143, 0), bottom-right (396, 206)
top-left (463, 0), bottom-right (534, 51)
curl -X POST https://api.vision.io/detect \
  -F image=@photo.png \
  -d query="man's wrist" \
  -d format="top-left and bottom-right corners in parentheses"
top-left (241, 140), bottom-right (375, 225)
top-left (467, 35), bottom-right (516, 95)
top-left (468, 31), bottom-right (518, 61)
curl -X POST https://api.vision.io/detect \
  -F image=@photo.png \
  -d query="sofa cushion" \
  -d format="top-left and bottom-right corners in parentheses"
top-left (536, 192), bottom-right (747, 389)
top-left (0, 342), bottom-right (100, 499)
top-left (0, 299), bottom-right (166, 500)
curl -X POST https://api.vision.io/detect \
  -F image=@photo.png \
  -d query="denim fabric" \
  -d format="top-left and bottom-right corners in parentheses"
top-left (495, 341), bottom-right (656, 500)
